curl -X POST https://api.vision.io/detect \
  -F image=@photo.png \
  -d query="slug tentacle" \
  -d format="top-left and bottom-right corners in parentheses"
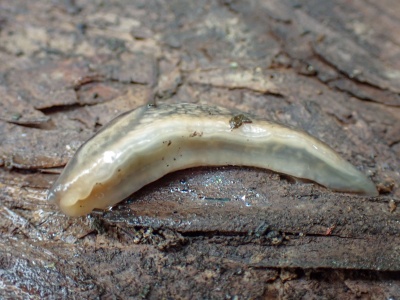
top-left (48, 103), bottom-right (378, 217)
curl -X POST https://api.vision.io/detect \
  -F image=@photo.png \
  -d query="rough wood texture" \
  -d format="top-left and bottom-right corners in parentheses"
top-left (0, 0), bottom-right (399, 299)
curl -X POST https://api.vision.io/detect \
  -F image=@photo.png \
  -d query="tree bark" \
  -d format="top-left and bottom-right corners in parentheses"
top-left (0, 0), bottom-right (399, 298)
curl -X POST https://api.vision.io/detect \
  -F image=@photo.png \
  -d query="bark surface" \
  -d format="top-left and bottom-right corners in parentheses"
top-left (0, 0), bottom-right (399, 298)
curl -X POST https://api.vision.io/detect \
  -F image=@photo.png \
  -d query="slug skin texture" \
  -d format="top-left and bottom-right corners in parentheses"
top-left (48, 103), bottom-right (378, 217)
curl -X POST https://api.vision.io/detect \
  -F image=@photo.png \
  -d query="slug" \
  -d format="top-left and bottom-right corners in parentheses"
top-left (48, 103), bottom-right (378, 216)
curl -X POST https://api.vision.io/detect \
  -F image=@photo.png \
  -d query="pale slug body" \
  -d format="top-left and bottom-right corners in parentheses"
top-left (48, 103), bottom-right (378, 216)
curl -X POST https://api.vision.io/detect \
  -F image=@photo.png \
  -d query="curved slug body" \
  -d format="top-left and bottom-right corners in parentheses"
top-left (48, 103), bottom-right (378, 216)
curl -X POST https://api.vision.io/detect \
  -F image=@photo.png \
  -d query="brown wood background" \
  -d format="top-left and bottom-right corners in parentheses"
top-left (0, 0), bottom-right (399, 298)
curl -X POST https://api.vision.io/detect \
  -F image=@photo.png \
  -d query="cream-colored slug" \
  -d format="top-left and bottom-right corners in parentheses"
top-left (48, 103), bottom-right (378, 216)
